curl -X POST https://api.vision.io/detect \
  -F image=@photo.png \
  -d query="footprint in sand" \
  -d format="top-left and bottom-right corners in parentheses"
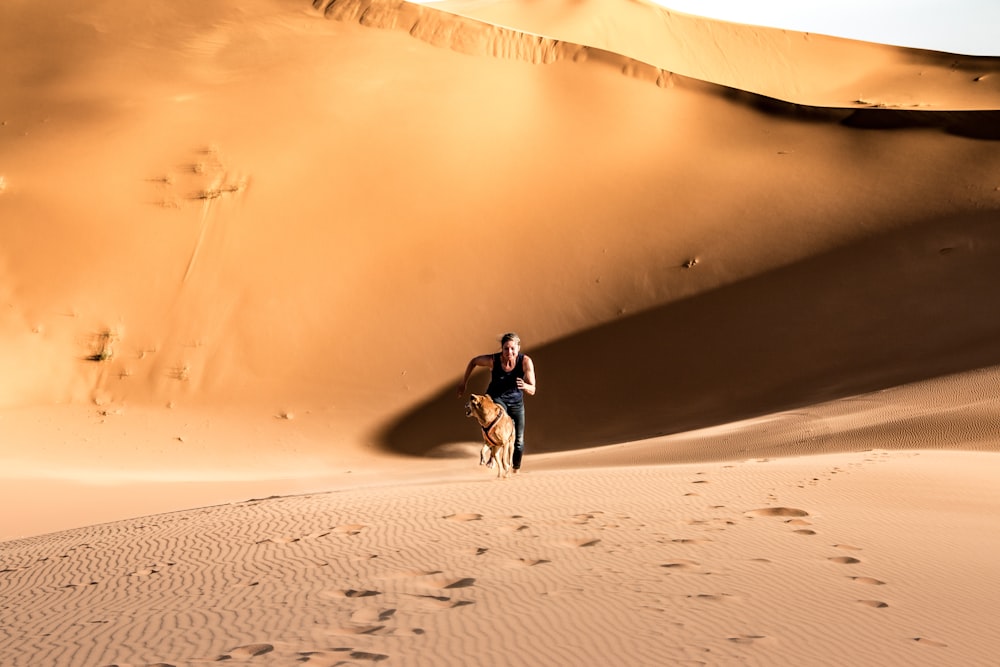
top-left (333, 523), bottom-right (366, 536)
top-left (688, 593), bottom-right (735, 602)
top-left (507, 558), bottom-right (551, 568)
top-left (299, 649), bottom-right (392, 664)
top-left (745, 507), bottom-right (810, 518)
top-left (344, 651), bottom-right (390, 663)
top-left (727, 634), bottom-right (771, 646)
top-left (793, 529), bottom-right (817, 535)
top-left (857, 599), bottom-right (889, 608)
top-left (215, 643), bottom-right (274, 659)
top-left (444, 513), bottom-right (483, 522)
top-left (660, 559), bottom-right (701, 573)
top-left (256, 536), bottom-right (300, 545)
top-left (686, 518), bottom-right (735, 529)
top-left (295, 648), bottom-right (352, 666)
top-left (407, 594), bottom-right (474, 610)
top-left (415, 573), bottom-right (476, 590)
top-left (559, 538), bottom-right (601, 548)
top-left (912, 637), bottom-right (948, 648)
top-left (387, 569), bottom-right (442, 579)
top-left (328, 624), bottom-right (392, 637)
top-left (320, 588), bottom-right (381, 599)
top-left (828, 556), bottom-right (862, 565)
top-left (351, 608), bottom-right (397, 624)
top-left (503, 522), bottom-right (532, 534)
top-left (851, 576), bottom-right (886, 586)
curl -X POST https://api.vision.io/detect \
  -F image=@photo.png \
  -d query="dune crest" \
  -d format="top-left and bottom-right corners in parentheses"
top-left (315, 0), bottom-right (675, 87)
top-left (428, 0), bottom-right (1000, 109)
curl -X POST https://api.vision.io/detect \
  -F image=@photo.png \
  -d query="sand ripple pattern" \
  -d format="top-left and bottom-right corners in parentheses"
top-left (2, 454), bottom-right (996, 665)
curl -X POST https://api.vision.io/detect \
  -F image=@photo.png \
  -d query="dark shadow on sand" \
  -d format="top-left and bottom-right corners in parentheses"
top-left (377, 209), bottom-right (1000, 457)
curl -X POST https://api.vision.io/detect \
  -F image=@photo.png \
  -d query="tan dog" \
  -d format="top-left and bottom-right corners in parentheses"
top-left (465, 394), bottom-right (515, 478)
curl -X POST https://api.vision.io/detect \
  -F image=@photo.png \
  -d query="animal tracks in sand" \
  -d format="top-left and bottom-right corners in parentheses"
top-left (413, 573), bottom-right (476, 590)
top-left (659, 559), bottom-right (703, 573)
top-left (688, 592), bottom-right (738, 603)
top-left (668, 537), bottom-right (715, 546)
top-left (559, 537), bottom-right (602, 548)
top-left (912, 637), bottom-right (949, 648)
top-left (857, 599), bottom-right (890, 608)
top-left (148, 145), bottom-right (248, 209)
top-left (506, 557), bottom-right (552, 568)
top-left (744, 506), bottom-right (810, 518)
top-left (727, 634), bottom-right (774, 646)
top-left (117, 642), bottom-right (276, 665)
top-left (406, 594), bottom-right (474, 611)
top-left (828, 556), bottom-right (862, 565)
top-left (320, 588), bottom-right (381, 599)
top-left (738, 498), bottom-right (905, 637)
top-left (297, 649), bottom-right (391, 665)
top-left (216, 643), bottom-right (274, 660)
top-left (255, 522), bottom-right (365, 545)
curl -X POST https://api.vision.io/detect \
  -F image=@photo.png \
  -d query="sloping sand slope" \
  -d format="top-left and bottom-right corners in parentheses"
top-left (2, 0), bottom-right (1000, 664)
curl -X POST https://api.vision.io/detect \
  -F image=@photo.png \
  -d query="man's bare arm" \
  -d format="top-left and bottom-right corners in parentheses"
top-left (518, 355), bottom-right (537, 396)
top-left (457, 354), bottom-right (493, 397)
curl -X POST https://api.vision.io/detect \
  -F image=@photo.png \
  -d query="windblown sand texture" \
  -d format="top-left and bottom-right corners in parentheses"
top-left (2, 0), bottom-right (1000, 665)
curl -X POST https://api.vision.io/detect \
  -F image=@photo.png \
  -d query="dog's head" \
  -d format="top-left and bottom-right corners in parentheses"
top-left (465, 393), bottom-right (491, 420)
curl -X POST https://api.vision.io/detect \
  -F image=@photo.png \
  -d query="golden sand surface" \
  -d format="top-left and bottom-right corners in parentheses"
top-left (2, 1), bottom-right (999, 664)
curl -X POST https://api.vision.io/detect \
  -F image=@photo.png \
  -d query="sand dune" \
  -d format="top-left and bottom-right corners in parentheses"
top-left (415, 0), bottom-right (1000, 109)
top-left (2, 0), bottom-right (1000, 664)
top-left (3, 451), bottom-right (1000, 665)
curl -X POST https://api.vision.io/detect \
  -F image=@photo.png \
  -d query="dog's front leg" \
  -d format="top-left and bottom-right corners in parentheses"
top-left (480, 443), bottom-right (494, 468)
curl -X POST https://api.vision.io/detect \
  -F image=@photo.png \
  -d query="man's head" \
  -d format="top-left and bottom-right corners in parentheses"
top-left (500, 332), bottom-right (520, 363)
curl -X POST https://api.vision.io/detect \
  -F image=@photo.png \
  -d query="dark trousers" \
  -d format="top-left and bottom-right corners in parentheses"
top-left (494, 399), bottom-right (525, 469)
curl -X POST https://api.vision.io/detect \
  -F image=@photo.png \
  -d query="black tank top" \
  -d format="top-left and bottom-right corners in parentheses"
top-left (487, 353), bottom-right (525, 405)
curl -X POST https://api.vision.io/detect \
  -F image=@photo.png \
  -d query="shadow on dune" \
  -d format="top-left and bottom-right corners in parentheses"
top-left (842, 109), bottom-right (1000, 140)
top-left (317, 0), bottom-right (1000, 142)
top-left (377, 210), bottom-right (1000, 457)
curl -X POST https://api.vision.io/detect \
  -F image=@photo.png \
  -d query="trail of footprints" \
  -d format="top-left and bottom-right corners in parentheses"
top-left (735, 458), bottom-right (949, 651)
top-left (9, 459), bottom-right (946, 664)
top-left (140, 472), bottom-right (943, 663)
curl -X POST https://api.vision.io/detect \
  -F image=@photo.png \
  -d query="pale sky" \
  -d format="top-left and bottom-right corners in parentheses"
top-left (653, 0), bottom-right (999, 56)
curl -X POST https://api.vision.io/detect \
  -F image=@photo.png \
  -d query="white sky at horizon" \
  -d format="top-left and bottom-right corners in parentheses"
top-left (651, 0), bottom-right (999, 56)
top-left (413, 0), bottom-right (999, 55)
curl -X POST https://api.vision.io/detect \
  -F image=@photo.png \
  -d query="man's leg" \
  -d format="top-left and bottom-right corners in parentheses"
top-left (507, 402), bottom-right (525, 470)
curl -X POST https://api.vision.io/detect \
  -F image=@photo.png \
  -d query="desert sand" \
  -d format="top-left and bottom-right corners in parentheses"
top-left (2, 0), bottom-right (1000, 664)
